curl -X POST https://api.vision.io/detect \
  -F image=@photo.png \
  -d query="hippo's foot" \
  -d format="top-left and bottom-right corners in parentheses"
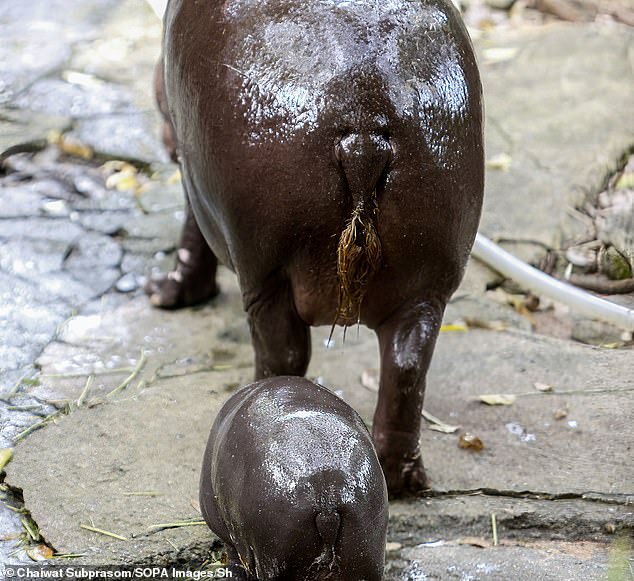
top-left (145, 263), bottom-right (218, 309)
top-left (224, 545), bottom-right (253, 581)
top-left (374, 428), bottom-right (429, 498)
top-left (145, 198), bottom-right (220, 308)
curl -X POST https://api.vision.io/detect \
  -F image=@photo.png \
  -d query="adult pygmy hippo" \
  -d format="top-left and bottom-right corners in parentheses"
top-left (150, 0), bottom-right (484, 496)
top-left (200, 377), bottom-right (388, 580)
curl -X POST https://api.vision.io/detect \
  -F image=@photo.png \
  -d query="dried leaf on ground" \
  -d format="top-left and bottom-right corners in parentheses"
top-left (456, 536), bottom-right (491, 548)
top-left (440, 322), bottom-right (468, 332)
top-left (482, 48), bottom-right (518, 64)
top-left (476, 394), bottom-right (516, 406)
top-left (104, 162), bottom-right (141, 192)
top-left (422, 410), bottom-right (461, 434)
top-left (534, 382), bottom-right (554, 392)
top-left (464, 318), bottom-right (508, 331)
top-left (615, 172), bottom-right (634, 190)
top-left (167, 169), bottom-right (182, 184)
top-left (486, 152), bottom-right (513, 171)
top-left (0, 448), bottom-right (13, 470)
top-left (27, 544), bottom-right (54, 561)
top-left (458, 432), bottom-right (484, 452)
top-left (360, 368), bottom-right (379, 392)
top-left (48, 130), bottom-right (94, 160)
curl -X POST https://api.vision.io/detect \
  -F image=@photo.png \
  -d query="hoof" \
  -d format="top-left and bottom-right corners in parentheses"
top-left (373, 428), bottom-right (429, 498)
top-left (383, 457), bottom-right (429, 498)
top-left (144, 271), bottom-right (218, 309)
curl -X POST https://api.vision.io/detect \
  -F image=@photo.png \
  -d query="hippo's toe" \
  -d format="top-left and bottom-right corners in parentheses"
top-left (145, 270), bottom-right (218, 309)
top-left (374, 428), bottom-right (430, 497)
top-left (382, 455), bottom-right (429, 498)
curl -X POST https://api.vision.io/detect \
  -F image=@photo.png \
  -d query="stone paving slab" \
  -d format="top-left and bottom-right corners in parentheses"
top-left (7, 277), bottom-right (633, 569)
top-left (386, 541), bottom-right (611, 581)
top-left (477, 23), bottom-right (634, 260)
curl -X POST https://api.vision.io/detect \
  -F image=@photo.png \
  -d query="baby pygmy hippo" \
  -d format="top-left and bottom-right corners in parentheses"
top-left (199, 377), bottom-right (388, 580)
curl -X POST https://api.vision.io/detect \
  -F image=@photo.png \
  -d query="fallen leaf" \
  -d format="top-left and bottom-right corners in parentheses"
top-left (464, 318), bottom-right (508, 331)
top-left (27, 544), bottom-right (54, 561)
top-left (62, 139), bottom-right (94, 160)
top-left (513, 302), bottom-right (536, 326)
top-left (482, 47), bottom-right (518, 63)
top-left (212, 364), bottom-right (234, 371)
top-left (534, 382), bottom-right (554, 392)
top-left (0, 448), bottom-right (13, 470)
top-left (440, 323), bottom-right (468, 332)
top-left (476, 394), bottom-right (516, 406)
top-left (422, 410), bottom-right (461, 434)
top-left (488, 288), bottom-right (536, 324)
top-left (458, 432), bottom-right (484, 452)
top-left (457, 536), bottom-right (491, 548)
top-left (48, 130), bottom-right (93, 160)
top-left (486, 152), bottom-right (512, 171)
top-left (62, 70), bottom-right (103, 87)
top-left (105, 163), bottom-right (141, 192)
top-left (615, 172), bottom-right (634, 190)
top-left (360, 368), bottom-right (379, 392)
top-left (167, 169), bottom-right (182, 184)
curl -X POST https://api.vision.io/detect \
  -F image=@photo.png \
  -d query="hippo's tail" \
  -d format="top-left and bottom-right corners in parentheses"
top-left (309, 509), bottom-right (341, 578)
top-left (334, 132), bottom-right (392, 329)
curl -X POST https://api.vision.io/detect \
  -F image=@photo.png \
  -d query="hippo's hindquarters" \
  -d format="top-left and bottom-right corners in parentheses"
top-left (199, 377), bottom-right (388, 580)
top-left (164, 0), bottom-right (483, 328)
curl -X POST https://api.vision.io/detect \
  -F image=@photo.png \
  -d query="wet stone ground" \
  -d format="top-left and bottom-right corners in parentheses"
top-left (1, 0), bottom-right (633, 578)
top-left (0, 149), bottom-right (184, 562)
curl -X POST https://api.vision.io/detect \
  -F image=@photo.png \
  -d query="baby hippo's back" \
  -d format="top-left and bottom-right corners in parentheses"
top-left (200, 376), bottom-right (388, 580)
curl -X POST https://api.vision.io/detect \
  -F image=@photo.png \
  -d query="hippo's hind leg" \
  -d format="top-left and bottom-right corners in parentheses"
top-left (153, 57), bottom-right (177, 163)
top-left (145, 201), bottom-right (220, 308)
top-left (222, 544), bottom-right (253, 581)
top-left (145, 58), bottom-right (220, 309)
top-left (372, 297), bottom-right (445, 497)
top-left (246, 277), bottom-right (311, 379)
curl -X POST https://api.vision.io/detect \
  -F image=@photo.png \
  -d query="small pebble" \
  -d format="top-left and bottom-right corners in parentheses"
top-left (115, 272), bottom-right (139, 293)
top-left (385, 542), bottom-right (402, 552)
top-left (42, 199), bottom-right (69, 216)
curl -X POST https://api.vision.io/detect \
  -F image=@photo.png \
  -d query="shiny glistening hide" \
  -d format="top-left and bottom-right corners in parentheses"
top-left (155, 0), bottom-right (484, 496)
top-left (200, 377), bottom-right (389, 580)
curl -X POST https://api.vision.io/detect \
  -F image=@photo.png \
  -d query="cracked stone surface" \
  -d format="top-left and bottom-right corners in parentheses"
top-left (477, 23), bottom-right (634, 261)
top-left (0, 0), bottom-right (633, 578)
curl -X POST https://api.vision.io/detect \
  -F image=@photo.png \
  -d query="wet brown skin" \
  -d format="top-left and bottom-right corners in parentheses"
top-left (151, 0), bottom-right (484, 497)
top-left (200, 377), bottom-right (389, 580)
